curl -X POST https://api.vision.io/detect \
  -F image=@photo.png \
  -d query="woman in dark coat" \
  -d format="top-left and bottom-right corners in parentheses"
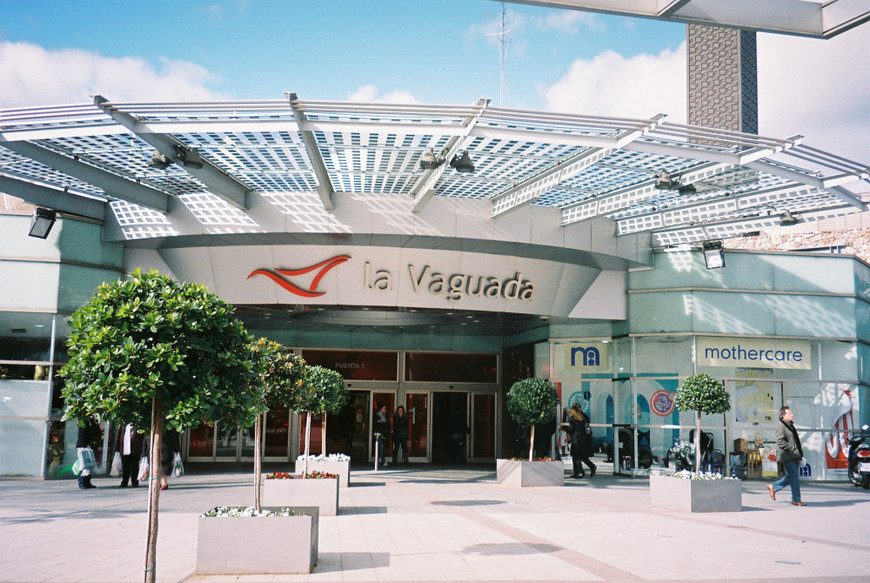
top-left (566, 404), bottom-right (596, 478)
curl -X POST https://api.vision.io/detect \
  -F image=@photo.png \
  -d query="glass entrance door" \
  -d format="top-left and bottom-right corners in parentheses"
top-left (470, 393), bottom-right (496, 461)
top-left (406, 392), bottom-right (429, 461)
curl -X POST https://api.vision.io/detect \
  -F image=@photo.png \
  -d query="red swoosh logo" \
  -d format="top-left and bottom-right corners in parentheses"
top-left (248, 255), bottom-right (350, 297)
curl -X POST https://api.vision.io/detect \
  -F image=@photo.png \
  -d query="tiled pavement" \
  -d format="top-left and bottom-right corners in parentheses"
top-left (1, 462), bottom-right (869, 583)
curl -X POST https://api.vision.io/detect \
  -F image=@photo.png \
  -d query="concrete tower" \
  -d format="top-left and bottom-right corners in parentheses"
top-left (687, 25), bottom-right (758, 134)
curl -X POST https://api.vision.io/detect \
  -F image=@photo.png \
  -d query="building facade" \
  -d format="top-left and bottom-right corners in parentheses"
top-left (2, 204), bottom-right (867, 481)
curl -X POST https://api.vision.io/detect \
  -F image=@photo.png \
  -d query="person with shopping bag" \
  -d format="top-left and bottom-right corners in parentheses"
top-left (75, 418), bottom-right (101, 489)
top-left (113, 423), bottom-right (144, 488)
top-left (143, 429), bottom-right (181, 490)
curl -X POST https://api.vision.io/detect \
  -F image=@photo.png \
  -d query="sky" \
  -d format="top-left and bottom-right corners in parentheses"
top-left (1, 0), bottom-right (868, 164)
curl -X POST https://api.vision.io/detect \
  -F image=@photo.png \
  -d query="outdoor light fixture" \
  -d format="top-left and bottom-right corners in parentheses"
top-left (654, 170), bottom-right (678, 190)
top-left (419, 148), bottom-right (445, 170)
top-left (28, 207), bottom-right (56, 239)
top-left (779, 210), bottom-right (801, 226)
top-left (654, 170), bottom-right (697, 194)
top-left (148, 150), bottom-right (172, 169)
top-left (174, 145), bottom-right (203, 169)
top-left (677, 183), bottom-right (696, 195)
top-left (449, 151), bottom-right (475, 173)
top-left (702, 240), bottom-right (725, 269)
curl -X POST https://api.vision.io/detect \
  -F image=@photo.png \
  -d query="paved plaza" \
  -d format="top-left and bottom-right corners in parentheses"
top-left (1, 463), bottom-right (869, 583)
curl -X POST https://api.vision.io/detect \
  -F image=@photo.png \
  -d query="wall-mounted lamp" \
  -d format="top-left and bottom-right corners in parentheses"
top-left (702, 240), bottom-right (725, 269)
top-left (148, 150), bottom-right (172, 169)
top-left (28, 207), bottom-right (56, 239)
top-left (655, 169), bottom-right (698, 194)
top-left (779, 210), bottom-right (801, 226)
top-left (419, 148), bottom-right (445, 170)
top-left (449, 151), bottom-right (475, 173)
top-left (174, 145), bottom-right (203, 169)
top-left (654, 170), bottom-right (678, 190)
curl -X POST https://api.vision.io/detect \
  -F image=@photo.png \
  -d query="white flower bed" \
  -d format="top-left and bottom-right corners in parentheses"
top-left (669, 470), bottom-right (738, 480)
top-left (201, 506), bottom-right (295, 518)
top-left (296, 453), bottom-right (350, 462)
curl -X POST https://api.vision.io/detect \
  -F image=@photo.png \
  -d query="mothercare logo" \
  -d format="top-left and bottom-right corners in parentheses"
top-left (570, 346), bottom-right (601, 366)
top-left (247, 255), bottom-right (350, 297)
top-left (555, 342), bottom-right (611, 378)
top-left (697, 337), bottom-right (810, 370)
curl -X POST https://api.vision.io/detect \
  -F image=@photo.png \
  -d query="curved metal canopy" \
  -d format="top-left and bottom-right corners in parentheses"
top-left (0, 95), bottom-right (867, 248)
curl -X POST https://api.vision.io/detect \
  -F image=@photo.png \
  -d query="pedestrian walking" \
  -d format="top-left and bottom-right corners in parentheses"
top-left (75, 418), bottom-right (101, 489)
top-left (566, 404), bottom-right (596, 478)
top-left (768, 406), bottom-right (807, 506)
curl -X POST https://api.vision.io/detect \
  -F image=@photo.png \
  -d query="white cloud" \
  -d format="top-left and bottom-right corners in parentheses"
top-left (537, 11), bottom-right (603, 34)
top-left (541, 27), bottom-right (870, 165)
top-left (758, 27), bottom-right (870, 163)
top-left (0, 41), bottom-right (225, 108)
top-left (543, 43), bottom-right (686, 122)
top-left (347, 85), bottom-right (418, 104)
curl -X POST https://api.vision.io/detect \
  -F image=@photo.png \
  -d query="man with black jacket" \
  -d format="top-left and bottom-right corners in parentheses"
top-left (767, 406), bottom-right (806, 506)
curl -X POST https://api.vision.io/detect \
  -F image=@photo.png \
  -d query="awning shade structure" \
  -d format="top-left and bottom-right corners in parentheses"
top-left (0, 96), bottom-right (867, 247)
top-left (501, 0), bottom-right (870, 39)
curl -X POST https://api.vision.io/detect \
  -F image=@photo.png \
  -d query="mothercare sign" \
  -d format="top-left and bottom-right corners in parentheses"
top-left (554, 342), bottom-right (612, 378)
top-left (697, 337), bottom-right (810, 370)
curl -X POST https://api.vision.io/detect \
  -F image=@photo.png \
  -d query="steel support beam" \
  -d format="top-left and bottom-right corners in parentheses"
top-left (288, 92), bottom-right (335, 211)
top-left (93, 95), bottom-right (250, 209)
top-left (492, 114), bottom-right (665, 218)
top-left (0, 175), bottom-right (106, 220)
top-left (410, 98), bottom-right (490, 213)
top-left (0, 140), bottom-right (169, 213)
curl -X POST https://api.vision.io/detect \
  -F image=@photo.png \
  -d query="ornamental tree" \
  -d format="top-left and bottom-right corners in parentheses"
top-left (506, 377), bottom-right (559, 461)
top-left (250, 338), bottom-right (306, 511)
top-left (295, 365), bottom-right (348, 475)
top-left (60, 269), bottom-right (258, 583)
top-left (674, 373), bottom-right (731, 476)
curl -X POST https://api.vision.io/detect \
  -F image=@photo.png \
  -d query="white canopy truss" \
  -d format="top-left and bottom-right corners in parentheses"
top-left (0, 96), bottom-right (867, 248)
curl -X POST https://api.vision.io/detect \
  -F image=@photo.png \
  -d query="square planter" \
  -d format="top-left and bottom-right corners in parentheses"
top-left (649, 473), bottom-right (742, 512)
top-left (296, 457), bottom-right (350, 487)
top-left (263, 477), bottom-right (339, 516)
top-left (496, 459), bottom-right (565, 487)
top-left (196, 506), bottom-right (319, 574)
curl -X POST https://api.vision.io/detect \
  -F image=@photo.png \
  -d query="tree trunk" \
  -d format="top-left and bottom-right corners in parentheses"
top-left (254, 415), bottom-right (262, 513)
top-left (528, 424), bottom-right (536, 462)
top-left (302, 411), bottom-right (312, 477)
top-left (144, 398), bottom-right (164, 583)
top-left (322, 413), bottom-right (327, 455)
top-left (694, 410), bottom-right (702, 477)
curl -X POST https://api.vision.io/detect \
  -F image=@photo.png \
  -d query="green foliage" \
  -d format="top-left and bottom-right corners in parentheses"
top-left (506, 377), bottom-right (559, 425)
top-left (251, 338), bottom-right (307, 409)
top-left (295, 365), bottom-right (348, 414)
top-left (60, 269), bottom-right (258, 431)
top-left (674, 373), bottom-right (731, 414)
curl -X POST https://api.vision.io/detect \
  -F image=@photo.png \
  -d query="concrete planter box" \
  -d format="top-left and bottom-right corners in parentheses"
top-left (496, 459), bottom-right (565, 487)
top-left (296, 458), bottom-right (350, 487)
top-left (196, 506), bottom-right (319, 574)
top-left (263, 477), bottom-right (339, 516)
top-left (649, 473), bottom-right (742, 512)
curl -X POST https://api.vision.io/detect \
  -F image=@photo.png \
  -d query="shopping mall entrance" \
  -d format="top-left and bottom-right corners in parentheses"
top-left (186, 349), bottom-right (500, 465)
